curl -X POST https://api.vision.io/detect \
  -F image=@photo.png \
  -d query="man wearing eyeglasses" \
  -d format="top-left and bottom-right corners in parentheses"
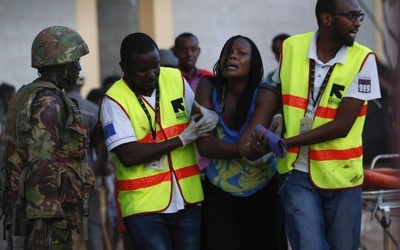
top-left (271, 0), bottom-right (380, 249)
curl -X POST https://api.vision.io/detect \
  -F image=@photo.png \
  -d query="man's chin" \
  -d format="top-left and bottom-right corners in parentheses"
top-left (344, 40), bottom-right (355, 47)
top-left (182, 64), bottom-right (195, 70)
top-left (65, 78), bottom-right (78, 86)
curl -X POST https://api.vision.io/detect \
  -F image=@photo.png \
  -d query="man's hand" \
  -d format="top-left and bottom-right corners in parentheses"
top-left (178, 114), bottom-right (208, 147)
top-left (193, 101), bottom-right (219, 133)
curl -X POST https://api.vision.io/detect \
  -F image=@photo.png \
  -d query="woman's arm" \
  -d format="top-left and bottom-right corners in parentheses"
top-left (194, 78), bottom-right (241, 159)
top-left (238, 86), bottom-right (280, 160)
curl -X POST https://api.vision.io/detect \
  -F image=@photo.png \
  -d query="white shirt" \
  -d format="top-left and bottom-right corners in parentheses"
top-left (272, 32), bottom-right (381, 173)
top-left (101, 79), bottom-right (194, 213)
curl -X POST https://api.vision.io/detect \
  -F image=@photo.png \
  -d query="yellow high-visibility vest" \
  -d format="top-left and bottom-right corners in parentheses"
top-left (105, 67), bottom-right (203, 217)
top-left (278, 32), bottom-right (374, 189)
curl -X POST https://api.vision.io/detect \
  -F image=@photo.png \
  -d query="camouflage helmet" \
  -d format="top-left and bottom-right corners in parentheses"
top-left (31, 26), bottom-right (89, 68)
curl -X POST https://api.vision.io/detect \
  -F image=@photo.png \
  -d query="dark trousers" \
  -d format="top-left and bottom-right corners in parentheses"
top-left (201, 174), bottom-right (288, 250)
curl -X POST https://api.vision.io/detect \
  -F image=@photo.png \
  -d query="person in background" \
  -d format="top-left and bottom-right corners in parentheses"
top-left (2, 25), bottom-right (95, 249)
top-left (362, 60), bottom-right (393, 166)
top-left (0, 82), bottom-right (15, 149)
top-left (87, 88), bottom-right (107, 107)
top-left (65, 72), bottom-right (112, 250)
top-left (0, 82), bottom-right (15, 250)
top-left (0, 83), bottom-right (15, 116)
top-left (88, 75), bottom-right (135, 250)
top-left (100, 32), bottom-right (218, 250)
top-left (159, 49), bottom-right (178, 68)
top-left (271, 0), bottom-right (381, 249)
top-left (102, 74), bottom-right (120, 90)
top-left (87, 85), bottom-right (128, 250)
top-left (265, 33), bottom-right (290, 85)
top-left (173, 32), bottom-right (213, 91)
top-left (195, 35), bottom-right (287, 250)
top-left (88, 83), bottom-right (133, 249)
top-left (173, 32), bottom-right (214, 172)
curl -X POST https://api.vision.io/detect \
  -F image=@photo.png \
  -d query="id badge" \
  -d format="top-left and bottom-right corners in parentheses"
top-left (144, 155), bottom-right (168, 171)
top-left (300, 117), bottom-right (313, 134)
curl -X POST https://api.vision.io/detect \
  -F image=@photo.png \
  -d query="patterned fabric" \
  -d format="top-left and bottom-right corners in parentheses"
top-left (2, 80), bottom-right (95, 241)
top-left (31, 26), bottom-right (89, 68)
top-left (206, 83), bottom-right (277, 197)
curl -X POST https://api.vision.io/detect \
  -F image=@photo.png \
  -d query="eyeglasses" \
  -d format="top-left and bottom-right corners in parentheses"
top-left (331, 12), bottom-right (365, 23)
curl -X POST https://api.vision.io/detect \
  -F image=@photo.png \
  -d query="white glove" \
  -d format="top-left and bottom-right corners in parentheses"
top-left (178, 115), bottom-right (202, 147)
top-left (269, 113), bottom-right (283, 137)
top-left (193, 101), bottom-right (219, 133)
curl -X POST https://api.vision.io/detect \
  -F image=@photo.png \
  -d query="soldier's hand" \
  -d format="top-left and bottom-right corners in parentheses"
top-left (27, 219), bottom-right (51, 250)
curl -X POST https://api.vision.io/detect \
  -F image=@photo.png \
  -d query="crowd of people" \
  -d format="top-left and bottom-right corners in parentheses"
top-left (0, 0), bottom-right (392, 249)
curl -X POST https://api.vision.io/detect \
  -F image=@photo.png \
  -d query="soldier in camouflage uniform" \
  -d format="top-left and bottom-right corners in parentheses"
top-left (2, 26), bottom-right (95, 250)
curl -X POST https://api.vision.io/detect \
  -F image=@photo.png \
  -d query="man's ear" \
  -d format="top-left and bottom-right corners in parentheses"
top-left (321, 12), bottom-right (333, 27)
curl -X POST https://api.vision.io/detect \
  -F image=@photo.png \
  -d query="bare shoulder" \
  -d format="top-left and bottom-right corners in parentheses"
top-left (195, 77), bottom-right (214, 109)
top-left (197, 77), bottom-right (213, 91)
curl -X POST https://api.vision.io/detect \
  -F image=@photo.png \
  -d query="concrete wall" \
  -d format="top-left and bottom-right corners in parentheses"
top-left (171, 0), bottom-right (381, 77)
top-left (97, 0), bottom-right (139, 84)
top-left (0, 0), bottom-right (76, 89)
top-left (0, 0), bottom-right (398, 95)
top-left (0, 0), bottom-right (100, 97)
top-left (77, 0), bottom-right (100, 97)
top-left (171, 0), bottom-right (314, 75)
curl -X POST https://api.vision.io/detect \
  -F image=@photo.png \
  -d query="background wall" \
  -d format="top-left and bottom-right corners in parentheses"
top-left (0, 0), bottom-right (77, 87)
top-left (0, 0), bottom-right (397, 97)
top-left (171, 0), bottom-right (318, 76)
top-left (97, 0), bottom-right (139, 83)
top-left (170, 0), bottom-right (383, 77)
top-left (0, 0), bottom-right (100, 97)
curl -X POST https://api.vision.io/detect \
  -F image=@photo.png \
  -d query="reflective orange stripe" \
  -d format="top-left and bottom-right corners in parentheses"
top-left (116, 172), bottom-right (171, 191)
top-left (140, 123), bottom-right (187, 143)
top-left (174, 164), bottom-right (200, 179)
top-left (359, 104), bottom-right (367, 116)
top-left (316, 104), bottom-right (367, 119)
top-left (287, 147), bottom-right (299, 154)
top-left (282, 94), bottom-right (308, 110)
top-left (116, 164), bottom-right (198, 191)
top-left (315, 106), bottom-right (337, 119)
top-left (310, 146), bottom-right (363, 161)
top-left (283, 97), bottom-right (367, 120)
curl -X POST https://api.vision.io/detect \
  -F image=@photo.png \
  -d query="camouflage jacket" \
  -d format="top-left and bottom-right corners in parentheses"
top-left (3, 80), bottom-right (95, 232)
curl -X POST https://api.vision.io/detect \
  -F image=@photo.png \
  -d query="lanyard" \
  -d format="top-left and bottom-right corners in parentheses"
top-left (132, 86), bottom-right (160, 141)
top-left (308, 59), bottom-right (335, 108)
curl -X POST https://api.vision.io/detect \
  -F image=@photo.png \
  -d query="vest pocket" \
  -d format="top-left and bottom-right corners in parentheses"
top-left (65, 123), bottom-right (88, 160)
top-left (58, 163), bottom-right (95, 207)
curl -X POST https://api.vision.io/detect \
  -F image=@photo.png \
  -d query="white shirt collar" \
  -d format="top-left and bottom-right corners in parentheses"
top-left (308, 31), bottom-right (348, 66)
